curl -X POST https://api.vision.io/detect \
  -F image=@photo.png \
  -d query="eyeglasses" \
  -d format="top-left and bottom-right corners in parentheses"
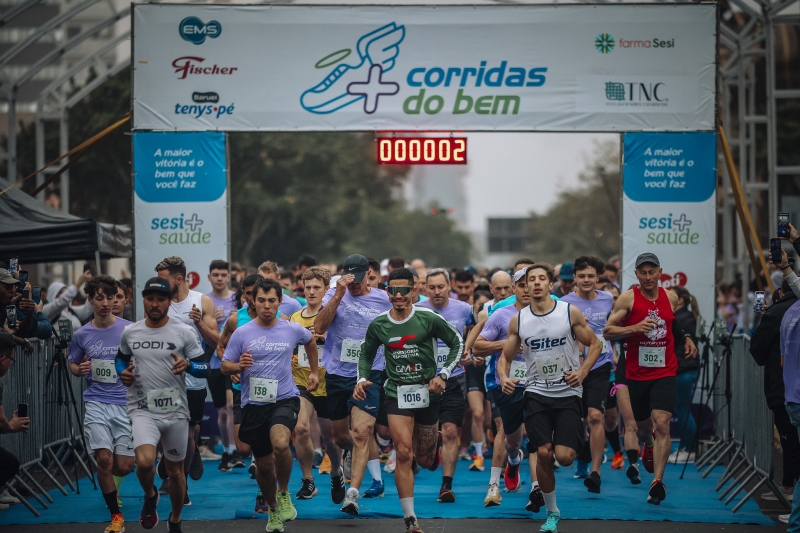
top-left (2, 355), bottom-right (15, 365)
top-left (386, 286), bottom-right (413, 296)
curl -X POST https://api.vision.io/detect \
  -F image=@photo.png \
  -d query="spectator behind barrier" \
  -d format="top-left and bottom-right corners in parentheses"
top-left (0, 331), bottom-right (30, 491)
top-left (0, 269), bottom-right (51, 341)
top-left (751, 278), bottom-right (800, 497)
top-left (670, 286), bottom-right (700, 458)
top-left (42, 268), bottom-right (94, 324)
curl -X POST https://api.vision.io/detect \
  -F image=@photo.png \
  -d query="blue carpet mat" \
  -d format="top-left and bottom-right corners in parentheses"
top-left (0, 451), bottom-right (774, 526)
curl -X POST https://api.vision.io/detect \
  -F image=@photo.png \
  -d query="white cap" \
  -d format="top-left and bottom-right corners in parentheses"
top-left (513, 268), bottom-right (527, 284)
top-left (330, 274), bottom-right (341, 288)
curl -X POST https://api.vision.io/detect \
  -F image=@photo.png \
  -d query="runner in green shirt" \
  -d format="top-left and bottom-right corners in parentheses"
top-left (354, 268), bottom-right (462, 533)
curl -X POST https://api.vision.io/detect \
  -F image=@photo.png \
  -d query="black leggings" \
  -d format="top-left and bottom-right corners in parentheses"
top-left (773, 404), bottom-right (800, 488)
top-left (0, 445), bottom-right (20, 487)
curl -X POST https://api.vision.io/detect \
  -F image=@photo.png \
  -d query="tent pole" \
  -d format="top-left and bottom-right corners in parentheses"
top-left (95, 251), bottom-right (101, 275)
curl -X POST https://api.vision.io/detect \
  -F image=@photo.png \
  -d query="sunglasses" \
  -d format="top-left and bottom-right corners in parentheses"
top-left (386, 286), bottom-right (413, 296)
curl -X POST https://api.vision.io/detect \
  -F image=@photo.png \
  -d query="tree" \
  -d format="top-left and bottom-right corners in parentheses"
top-left (525, 140), bottom-right (621, 264)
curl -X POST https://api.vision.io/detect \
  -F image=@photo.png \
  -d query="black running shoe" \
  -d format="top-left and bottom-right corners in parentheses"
top-left (626, 463), bottom-right (642, 485)
top-left (438, 482), bottom-right (455, 503)
top-left (331, 471), bottom-right (346, 504)
top-left (139, 493), bottom-right (159, 530)
top-left (167, 513), bottom-right (183, 533)
top-left (296, 478), bottom-right (318, 500)
top-left (230, 450), bottom-right (245, 469)
top-left (647, 479), bottom-right (666, 505)
top-left (189, 447), bottom-right (204, 481)
top-left (157, 458), bottom-right (167, 480)
top-left (526, 487), bottom-right (544, 513)
top-left (157, 478), bottom-right (169, 496)
top-left (255, 490), bottom-right (269, 514)
top-left (584, 471), bottom-right (601, 494)
top-left (218, 452), bottom-right (232, 472)
top-left (249, 461), bottom-right (256, 479)
top-left (183, 489), bottom-right (191, 507)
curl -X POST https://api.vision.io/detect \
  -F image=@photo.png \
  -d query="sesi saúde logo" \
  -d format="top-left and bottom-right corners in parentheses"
top-left (186, 272), bottom-right (201, 289)
top-left (659, 272), bottom-right (687, 289)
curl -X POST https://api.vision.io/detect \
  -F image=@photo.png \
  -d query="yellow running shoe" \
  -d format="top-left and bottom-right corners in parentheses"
top-left (469, 455), bottom-right (485, 472)
top-left (105, 513), bottom-right (125, 533)
top-left (319, 454), bottom-right (331, 474)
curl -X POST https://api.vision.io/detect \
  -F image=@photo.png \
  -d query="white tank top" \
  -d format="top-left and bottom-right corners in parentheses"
top-left (518, 300), bottom-right (582, 398)
top-left (169, 290), bottom-right (207, 390)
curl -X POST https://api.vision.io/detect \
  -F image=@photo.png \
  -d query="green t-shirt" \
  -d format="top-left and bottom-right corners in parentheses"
top-left (358, 306), bottom-right (463, 399)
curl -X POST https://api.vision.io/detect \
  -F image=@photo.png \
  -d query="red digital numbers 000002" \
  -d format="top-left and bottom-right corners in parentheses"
top-left (377, 138), bottom-right (467, 165)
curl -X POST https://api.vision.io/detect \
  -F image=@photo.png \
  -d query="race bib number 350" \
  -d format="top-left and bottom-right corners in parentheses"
top-left (534, 354), bottom-right (567, 381)
top-left (147, 388), bottom-right (181, 414)
top-left (250, 377), bottom-right (278, 403)
top-left (639, 347), bottom-right (666, 368)
top-left (340, 339), bottom-right (361, 364)
top-left (397, 383), bottom-right (430, 409)
top-left (91, 359), bottom-right (117, 384)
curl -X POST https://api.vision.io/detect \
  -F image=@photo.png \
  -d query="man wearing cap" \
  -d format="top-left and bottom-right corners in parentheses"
top-left (315, 254), bottom-right (392, 515)
top-left (116, 277), bottom-right (208, 533)
top-left (604, 253), bottom-right (697, 505)
top-left (552, 262), bottom-right (575, 298)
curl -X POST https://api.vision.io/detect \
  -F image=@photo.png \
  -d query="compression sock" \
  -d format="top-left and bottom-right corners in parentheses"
top-left (442, 476), bottom-right (453, 489)
top-left (626, 449), bottom-right (639, 465)
top-left (103, 490), bottom-right (120, 516)
top-left (474, 441), bottom-right (484, 458)
top-left (543, 491), bottom-right (559, 514)
top-left (314, 447), bottom-right (324, 456)
top-left (113, 475), bottom-right (123, 491)
top-left (367, 459), bottom-right (382, 482)
top-left (490, 467), bottom-right (502, 485)
top-left (606, 428), bottom-right (621, 453)
top-left (400, 497), bottom-right (415, 519)
top-left (376, 435), bottom-right (391, 448)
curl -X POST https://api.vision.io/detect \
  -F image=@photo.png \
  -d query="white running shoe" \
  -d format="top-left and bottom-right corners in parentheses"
top-left (668, 450), bottom-right (696, 464)
top-left (384, 449), bottom-right (397, 473)
top-left (0, 490), bottom-right (20, 504)
top-left (778, 514), bottom-right (789, 524)
top-left (484, 483), bottom-right (502, 507)
top-left (340, 489), bottom-right (359, 515)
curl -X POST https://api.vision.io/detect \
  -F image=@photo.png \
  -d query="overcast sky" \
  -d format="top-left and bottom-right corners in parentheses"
top-left (463, 133), bottom-right (620, 232)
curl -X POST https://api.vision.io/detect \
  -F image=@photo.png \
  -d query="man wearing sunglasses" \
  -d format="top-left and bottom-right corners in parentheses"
top-left (315, 254), bottom-right (392, 513)
top-left (354, 267), bottom-right (463, 533)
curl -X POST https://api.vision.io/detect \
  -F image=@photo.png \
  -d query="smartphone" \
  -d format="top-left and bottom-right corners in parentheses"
top-left (779, 212), bottom-right (790, 238)
top-left (32, 286), bottom-right (41, 304)
top-left (8, 257), bottom-right (18, 277)
top-left (83, 263), bottom-right (93, 275)
top-left (754, 291), bottom-right (765, 312)
top-left (17, 403), bottom-right (27, 418)
top-left (22, 288), bottom-right (29, 300)
top-left (5, 305), bottom-right (16, 328)
top-left (770, 238), bottom-right (783, 263)
top-left (18, 270), bottom-right (28, 284)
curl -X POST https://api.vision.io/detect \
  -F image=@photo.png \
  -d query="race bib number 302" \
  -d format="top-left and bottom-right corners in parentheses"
top-left (340, 339), bottom-right (361, 364)
top-left (397, 383), bottom-right (430, 409)
top-left (639, 347), bottom-right (666, 368)
top-left (91, 359), bottom-right (117, 384)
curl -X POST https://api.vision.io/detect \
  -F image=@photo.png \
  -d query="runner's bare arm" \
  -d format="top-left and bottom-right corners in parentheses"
top-left (195, 294), bottom-right (221, 348)
top-left (603, 289), bottom-right (657, 340)
top-left (304, 341), bottom-right (320, 392)
top-left (314, 275), bottom-right (351, 334)
top-left (216, 314), bottom-right (236, 361)
top-left (464, 317), bottom-right (487, 364)
top-left (498, 316), bottom-right (521, 394)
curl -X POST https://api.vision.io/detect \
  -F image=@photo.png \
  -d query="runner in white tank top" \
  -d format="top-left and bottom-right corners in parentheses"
top-left (497, 264), bottom-right (602, 533)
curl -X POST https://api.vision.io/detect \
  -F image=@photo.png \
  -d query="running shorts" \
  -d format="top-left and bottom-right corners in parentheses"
top-left (187, 388), bottom-right (207, 427)
top-left (207, 369), bottom-right (231, 409)
top-left (466, 362), bottom-right (487, 394)
top-left (130, 414), bottom-right (189, 461)
top-left (84, 401), bottom-right (134, 457)
top-left (238, 397), bottom-right (301, 458)
top-left (492, 387), bottom-right (526, 435)
top-left (298, 386), bottom-right (329, 419)
top-left (582, 363), bottom-right (612, 414)
top-left (385, 394), bottom-right (441, 427)
top-left (627, 376), bottom-right (676, 422)
top-left (233, 388), bottom-right (243, 425)
top-left (439, 374), bottom-right (467, 426)
top-left (524, 392), bottom-right (584, 453)
top-left (326, 370), bottom-right (382, 421)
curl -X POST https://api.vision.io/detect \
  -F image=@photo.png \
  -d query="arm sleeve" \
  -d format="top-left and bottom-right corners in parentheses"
top-left (433, 313), bottom-right (463, 380)
top-left (357, 323), bottom-right (381, 382)
top-left (72, 302), bottom-right (94, 322)
top-left (42, 285), bottom-right (78, 322)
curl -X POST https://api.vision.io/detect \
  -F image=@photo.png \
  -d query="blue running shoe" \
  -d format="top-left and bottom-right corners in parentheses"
top-left (362, 479), bottom-right (384, 498)
top-left (573, 460), bottom-right (589, 479)
top-left (540, 511), bottom-right (560, 533)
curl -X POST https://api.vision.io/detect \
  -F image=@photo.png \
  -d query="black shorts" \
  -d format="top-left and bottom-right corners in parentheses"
top-left (233, 388), bottom-right (243, 425)
top-left (376, 372), bottom-right (388, 428)
top-left (385, 394), bottom-right (441, 427)
top-left (238, 397), bottom-right (301, 457)
top-left (466, 363), bottom-right (486, 394)
top-left (298, 387), bottom-right (329, 419)
top-left (606, 381), bottom-right (617, 410)
top-left (489, 389), bottom-right (502, 420)
top-left (187, 388), bottom-right (207, 427)
top-left (627, 376), bottom-right (676, 422)
top-left (582, 363), bottom-right (611, 414)
top-left (492, 387), bottom-right (526, 435)
top-left (524, 392), bottom-right (584, 453)
top-left (439, 374), bottom-right (467, 426)
top-left (326, 370), bottom-right (382, 421)
top-left (207, 369), bottom-right (231, 409)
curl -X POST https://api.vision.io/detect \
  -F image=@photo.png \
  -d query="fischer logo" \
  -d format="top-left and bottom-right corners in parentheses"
top-left (172, 57), bottom-right (238, 80)
top-left (179, 17), bottom-right (221, 45)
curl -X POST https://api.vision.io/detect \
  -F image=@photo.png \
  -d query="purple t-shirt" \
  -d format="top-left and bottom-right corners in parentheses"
top-left (223, 319), bottom-right (312, 406)
top-left (562, 291), bottom-right (614, 370)
top-left (321, 287), bottom-right (392, 377)
top-left (280, 295), bottom-right (303, 318)
top-left (207, 291), bottom-right (237, 369)
top-left (68, 318), bottom-right (132, 405)
top-left (417, 298), bottom-right (474, 377)
top-left (780, 300), bottom-right (800, 404)
top-left (481, 304), bottom-right (526, 390)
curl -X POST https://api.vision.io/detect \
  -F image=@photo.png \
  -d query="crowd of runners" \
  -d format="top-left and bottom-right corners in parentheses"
top-left (60, 251), bottom-right (699, 533)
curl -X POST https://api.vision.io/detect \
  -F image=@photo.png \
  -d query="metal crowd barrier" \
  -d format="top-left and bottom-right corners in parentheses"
top-left (0, 337), bottom-right (96, 517)
top-left (695, 334), bottom-right (791, 512)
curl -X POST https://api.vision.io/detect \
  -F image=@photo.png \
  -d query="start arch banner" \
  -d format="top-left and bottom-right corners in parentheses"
top-left (132, 4), bottom-right (716, 132)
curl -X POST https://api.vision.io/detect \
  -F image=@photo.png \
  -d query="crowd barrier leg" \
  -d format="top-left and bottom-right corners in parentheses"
top-left (3, 483), bottom-right (39, 518)
top-left (733, 476), bottom-right (769, 513)
top-left (701, 440), bottom-right (737, 478)
top-left (11, 474), bottom-right (48, 510)
top-left (31, 460), bottom-right (68, 496)
top-left (20, 468), bottom-right (54, 504)
top-left (723, 470), bottom-right (757, 504)
top-left (45, 445), bottom-right (76, 492)
top-left (715, 455), bottom-right (748, 491)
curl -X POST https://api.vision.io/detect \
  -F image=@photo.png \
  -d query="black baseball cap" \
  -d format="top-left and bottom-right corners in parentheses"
top-left (342, 254), bottom-right (369, 282)
top-left (142, 276), bottom-right (172, 297)
top-left (635, 253), bottom-right (661, 269)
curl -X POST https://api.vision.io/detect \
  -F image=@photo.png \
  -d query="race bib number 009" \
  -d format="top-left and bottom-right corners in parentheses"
top-left (534, 354), bottom-right (567, 381)
top-left (397, 383), bottom-right (430, 409)
top-left (340, 339), bottom-right (361, 364)
top-left (297, 345), bottom-right (310, 368)
top-left (639, 347), bottom-right (666, 368)
top-left (250, 377), bottom-right (278, 403)
top-left (91, 359), bottom-right (117, 384)
top-left (147, 388), bottom-right (181, 414)
top-left (510, 359), bottom-right (527, 381)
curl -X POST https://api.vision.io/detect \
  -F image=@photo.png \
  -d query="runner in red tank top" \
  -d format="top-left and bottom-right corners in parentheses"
top-left (603, 253), bottom-right (697, 506)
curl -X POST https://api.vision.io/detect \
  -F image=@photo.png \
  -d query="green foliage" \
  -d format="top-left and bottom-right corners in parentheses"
top-left (525, 140), bottom-right (621, 264)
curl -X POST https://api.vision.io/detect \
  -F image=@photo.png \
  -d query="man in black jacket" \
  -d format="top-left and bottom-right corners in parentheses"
top-left (751, 278), bottom-right (799, 500)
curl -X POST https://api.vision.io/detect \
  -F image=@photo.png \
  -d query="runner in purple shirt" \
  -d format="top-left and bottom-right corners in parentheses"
top-left (222, 278), bottom-right (318, 529)
top-left (67, 275), bottom-right (134, 532)
top-left (780, 298), bottom-right (800, 531)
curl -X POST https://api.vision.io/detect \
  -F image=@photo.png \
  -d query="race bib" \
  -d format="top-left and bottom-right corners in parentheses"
top-left (436, 346), bottom-right (450, 367)
top-left (397, 383), bottom-right (430, 409)
top-left (535, 353), bottom-right (567, 381)
top-left (598, 336), bottom-right (609, 354)
top-left (297, 345), bottom-right (310, 368)
top-left (340, 339), bottom-right (361, 364)
top-left (639, 347), bottom-right (666, 368)
top-left (250, 377), bottom-right (278, 403)
top-left (147, 388), bottom-right (181, 414)
top-left (510, 359), bottom-right (527, 381)
top-left (91, 359), bottom-right (117, 384)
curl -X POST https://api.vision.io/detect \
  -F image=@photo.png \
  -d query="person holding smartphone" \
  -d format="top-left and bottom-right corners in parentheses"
top-left (0, 332), bottom-right (30, 498)
top-left (777, 223), bottom-right (800, 300)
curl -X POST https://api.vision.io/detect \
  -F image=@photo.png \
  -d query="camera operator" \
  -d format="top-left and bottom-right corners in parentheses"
top-left (0, 331), bottom-right (30, 490)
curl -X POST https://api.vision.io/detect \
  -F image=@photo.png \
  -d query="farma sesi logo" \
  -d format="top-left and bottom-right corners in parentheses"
top-left (595, 32), bottom-right (675, 53)
top-left (595, 34), bottom-right (615, 54)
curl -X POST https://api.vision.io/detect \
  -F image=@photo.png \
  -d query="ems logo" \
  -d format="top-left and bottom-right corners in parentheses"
top-left (388, 334), bottom-right (417, 351)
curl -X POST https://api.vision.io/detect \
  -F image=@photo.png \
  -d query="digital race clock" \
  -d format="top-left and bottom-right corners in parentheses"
top-left (377, 137), bottom-right (467, 165)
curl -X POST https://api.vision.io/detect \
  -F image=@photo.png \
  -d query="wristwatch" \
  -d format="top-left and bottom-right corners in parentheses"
top-left (437, 372), bottom-right (448, 382)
